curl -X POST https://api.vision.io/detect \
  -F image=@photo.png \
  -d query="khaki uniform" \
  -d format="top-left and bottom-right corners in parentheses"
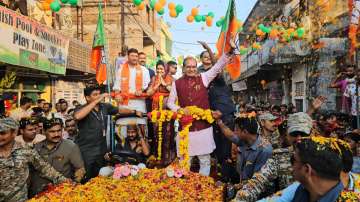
top-left (30, 139), bottom-right (85, 196)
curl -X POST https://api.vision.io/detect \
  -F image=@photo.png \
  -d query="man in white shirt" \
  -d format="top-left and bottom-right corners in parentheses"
top-left (9, 97), bottom-right (33, 121)
top-left (113, 48), bottom-right (150, 138)
top-left (54, 99), bottom-right (70, 124)
top-left (15, 117), bottom-right (45, 147)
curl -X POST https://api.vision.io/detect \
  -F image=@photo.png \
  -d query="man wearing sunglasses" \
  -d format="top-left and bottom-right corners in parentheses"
top-left (290, 137), bottom-right (345, 201)
top-left (0, 117), bottom-right (67, 202)
top-left (30, 118), bottom-right (84, 196)
top-left (234, 112), bottom-right (314, 201)
top-left (15, 117), bottom-right (45, 147)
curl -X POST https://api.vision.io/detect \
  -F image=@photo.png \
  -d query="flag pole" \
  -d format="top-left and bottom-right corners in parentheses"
top-left (101, 2), bottom-right (115, 152)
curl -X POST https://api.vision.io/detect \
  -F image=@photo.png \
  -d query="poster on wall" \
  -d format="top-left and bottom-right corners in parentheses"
top-left (0, 6), bottom-right (69, 75)
top-left (27, 0), bottom-right (53, 27)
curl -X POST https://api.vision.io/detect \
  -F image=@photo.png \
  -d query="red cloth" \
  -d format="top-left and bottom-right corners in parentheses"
top-left (175, 75), bottom-right (211, 132)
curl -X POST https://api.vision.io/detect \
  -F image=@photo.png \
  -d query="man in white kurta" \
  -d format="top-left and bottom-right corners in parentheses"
top-left (113, 49), bottom-right (150, 137)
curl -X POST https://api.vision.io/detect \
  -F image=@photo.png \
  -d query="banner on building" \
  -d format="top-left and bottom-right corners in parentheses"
top-left (232, 80), bottom-right (247, 91)
top-left (0, 6), bottom-right (69, 75)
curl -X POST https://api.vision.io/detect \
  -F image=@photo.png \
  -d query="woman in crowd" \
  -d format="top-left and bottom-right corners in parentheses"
top-left (146, 60), bottom-right (176, 167)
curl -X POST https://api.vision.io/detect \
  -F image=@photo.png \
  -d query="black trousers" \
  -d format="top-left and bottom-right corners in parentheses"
top-left (213, 114), bottom-right (235, 181)
top-left (352, 115), bottom-right (360, 129)
top-left (82, 156), bottom-right (105, 183)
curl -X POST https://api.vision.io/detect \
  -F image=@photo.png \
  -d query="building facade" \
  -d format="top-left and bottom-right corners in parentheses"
top-left (233, 0), bottom-right (349, 112)
top-left (0, 2), bottom-right (93, 112)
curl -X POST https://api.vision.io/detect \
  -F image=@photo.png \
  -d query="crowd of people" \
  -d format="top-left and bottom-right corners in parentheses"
top-left (1, 40), bottom-right (360, 202)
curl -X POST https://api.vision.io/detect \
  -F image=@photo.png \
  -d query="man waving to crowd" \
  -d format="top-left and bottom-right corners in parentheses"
top-left (167, 39), bottom-right (236, 176)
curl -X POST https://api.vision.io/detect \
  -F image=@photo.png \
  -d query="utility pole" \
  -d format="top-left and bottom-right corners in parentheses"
top-left (121, 0), bottom-right (125, 51)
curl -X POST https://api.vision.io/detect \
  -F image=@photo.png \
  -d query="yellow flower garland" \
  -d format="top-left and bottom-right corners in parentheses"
top-left (337, 190), bottom-right (360, 202)
top-left (150, 105), bottom-right (214, 169)
top-left (157, 95), bottom-right (164, 160)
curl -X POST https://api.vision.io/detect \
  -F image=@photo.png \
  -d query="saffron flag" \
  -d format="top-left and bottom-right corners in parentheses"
top-left (91, 4), bottom-right (107, 84)
top-left (216, 0), bottom-right (241, 80)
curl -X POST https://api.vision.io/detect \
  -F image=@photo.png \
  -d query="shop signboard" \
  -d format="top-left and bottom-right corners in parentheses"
top-left (0, 6), bottom-right (69, 74)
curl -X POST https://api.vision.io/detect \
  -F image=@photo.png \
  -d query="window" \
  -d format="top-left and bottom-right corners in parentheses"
top-left (165, 36), bottom-right (172, 55)
top-left (295, 99), bottom-right (304, 112)
top-left (295, 81), bottom-right (304, 97)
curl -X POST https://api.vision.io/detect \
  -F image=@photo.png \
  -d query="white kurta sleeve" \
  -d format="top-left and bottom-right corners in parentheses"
top-left (113, 65), bottom-right (122, 91)
top-left (167, 81), bottom-right (180, 112)
top-left (142, 66), bottom-right (151, 90)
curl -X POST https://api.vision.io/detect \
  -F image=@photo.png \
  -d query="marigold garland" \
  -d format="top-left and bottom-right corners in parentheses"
top-left (337, 190), bottom-right (360, 202)
top-left (149, 106), bottom-right (214, 169)
top-left (238, 111), bottom-right (256, 119)
top-left (157, 95), bottom-right (164, 160)
top-left (29, 168), bottom-right (224, 202)
top-left (303, 136), bottom-right (351, 156)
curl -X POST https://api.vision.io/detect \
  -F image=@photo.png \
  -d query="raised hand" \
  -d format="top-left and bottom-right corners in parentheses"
top-left (212, 110), bottom-right (223, 120)
top-left (312, 96), bottom-right (326, 110)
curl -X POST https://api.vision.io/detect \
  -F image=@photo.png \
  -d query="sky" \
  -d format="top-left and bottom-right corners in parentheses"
top-left (161, 0), bottom-right (258, 57)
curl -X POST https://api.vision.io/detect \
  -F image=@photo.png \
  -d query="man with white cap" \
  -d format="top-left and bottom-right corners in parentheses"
top-left (258, 113), bottom-right (280, 149)
top-left (234, 112), bottom-right (314, 202)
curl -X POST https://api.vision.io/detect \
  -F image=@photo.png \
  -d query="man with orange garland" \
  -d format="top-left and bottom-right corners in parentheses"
top-left (167, 42), bottom-right (235, 176)
top-left (113, 48), bottom-right (151, 138)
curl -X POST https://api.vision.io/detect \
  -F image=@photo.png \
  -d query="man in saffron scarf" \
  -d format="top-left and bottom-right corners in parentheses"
top-left (113, 48), bottom-right (151, 138)
top-left (167, 45), bottom-right (235, 176)
top-left (147, 60), bottom-right (175, 166)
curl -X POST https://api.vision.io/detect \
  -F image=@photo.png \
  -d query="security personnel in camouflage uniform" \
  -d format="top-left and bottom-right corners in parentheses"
top-left (233, 112), bottom-right (314, 202)
top-left (0, 117), bottom-right (68, 202)
top-left (258, 113), bottom-right (280, 149)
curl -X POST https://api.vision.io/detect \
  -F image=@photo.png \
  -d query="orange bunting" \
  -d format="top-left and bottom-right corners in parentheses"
top-left (206, 16), bottom-right (213, 27)
top-left (256, 29), bottom-right (265, 36)
top-left (42, 2), bottom-right (51, 10)
top-left (169, 9), bottom-right (177, 17)
top-left (187, 15), bottom-right (194, 23)
top-left (159, 0), bottom-right (166, 6)
top-left (191, 8), bottom-right (199, 16)
top-left (269, 29), bottom-right (279, 39)
top-left (168, 2), bottom-right (176, 10)
top-left (154, 2), bottom-right (163, 11)
top-left (137, 2), bottom-right (145, 10)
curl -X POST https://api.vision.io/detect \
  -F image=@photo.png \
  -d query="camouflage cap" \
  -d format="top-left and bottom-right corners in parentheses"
top-left (287, 112), bottom-right (313, 135)
top-left (258, 113), bottom-right (277, 121)
top-left (0, 117), bottom-right (19, 132)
